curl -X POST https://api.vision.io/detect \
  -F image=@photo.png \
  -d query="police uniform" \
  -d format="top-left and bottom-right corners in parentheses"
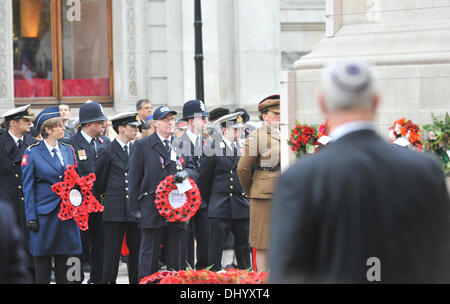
top-left (237, 95), bottom-right (281, 250)
top-left (175, 100), bottom-right (210, 269)
top-left (22, 107), bottom-right (82, 284)
top-left (0, 105), bottom-right (38, 277)
top-left (128, 106), bottom-right (197, 279)
top-left (198, 112), bottom-right (250, 272)
top-left (64, 101), bottom-right (110, 283)
top-left (95, 112), bottom-right (141, 284)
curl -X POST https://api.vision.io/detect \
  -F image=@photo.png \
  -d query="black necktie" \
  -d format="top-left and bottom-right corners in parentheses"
top-left (163, 139), bottom-right (170, 156)
top-left (124, 145), bottom-right (129, 157)
top-left (90, 138), bottom-right (97, 156)
top-left (52, 148), bottom-right (63, 170)
top-left (17, 139), bottom-right (24, 150)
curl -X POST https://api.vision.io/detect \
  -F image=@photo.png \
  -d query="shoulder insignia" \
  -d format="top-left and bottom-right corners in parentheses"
top-left (27, 142), bottom-right (40, 150)
top-left (60, 142), bottom-right (73, 148)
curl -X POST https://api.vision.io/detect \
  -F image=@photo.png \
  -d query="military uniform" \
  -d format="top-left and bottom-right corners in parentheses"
top-left (237, 95), bottom-right (281, 250)
top-left (0, 105), bottom-right (38, 277)
top-left (198, 112), bottom-right (250, 272)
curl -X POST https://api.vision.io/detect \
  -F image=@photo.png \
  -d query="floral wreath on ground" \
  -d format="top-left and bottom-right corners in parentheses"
top-left (288, 120), bottom-right (330, 158)
top-left (51, 165), bottom-right (104, 231)
top-left (139, 268), bottom-right (268, 284)
top-left (154, 175), bottom-right (201, 222)
top-left (388, 117), bottom-right (422, 151)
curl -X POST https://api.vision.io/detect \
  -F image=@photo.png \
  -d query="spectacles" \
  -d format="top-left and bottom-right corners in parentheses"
top-left (161, 118), bottom-right (176, 123)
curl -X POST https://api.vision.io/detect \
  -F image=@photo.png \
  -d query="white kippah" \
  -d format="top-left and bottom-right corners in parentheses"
top-left (322, 58), bottom-right (376, 110)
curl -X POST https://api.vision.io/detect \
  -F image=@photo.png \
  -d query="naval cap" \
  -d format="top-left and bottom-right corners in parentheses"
top-left (1, 104), bottom-right (35, 122)
top-left (215, 111), bottom-right (245, 129)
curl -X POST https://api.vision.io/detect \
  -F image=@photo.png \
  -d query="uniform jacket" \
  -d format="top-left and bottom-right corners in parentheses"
top-left (63, 131), bottom-right (110, 198)
top-left (269, 129), bottom-right (450, 283)
top-left (95, 139), bottom-right (135, 222)
top-left (128, 132), bottom-right (196, 229)
top-left (21, 140), bottom-right (77, 221)
top-left (237, 123), bottom-right (280, 200)
top-left (198, 140), bottom-right (249, 219)
top-left (0, 132), bottom-right (38, 224)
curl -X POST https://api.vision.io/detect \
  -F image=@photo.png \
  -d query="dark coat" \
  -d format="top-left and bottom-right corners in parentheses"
top-left (0, 132), bottom-right (37, 227)
top-left (95, 139), bottom-right (135, 222)
top-left (128, 132), bottom-right (196, 229)
top-left (0, 201), bottom-right (31, 284)
top-left (63, 131), bottom-right (110, 197)
top-left (198, 140), bottom-right (249, 219)
top-left (269, 129), bottom-right (450, 284)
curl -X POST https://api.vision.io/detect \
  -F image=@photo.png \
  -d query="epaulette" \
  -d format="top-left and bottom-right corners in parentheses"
top-left (60, 142), bottom-right (74, 148)
top-left (27, 142), bottom-right (40, 150)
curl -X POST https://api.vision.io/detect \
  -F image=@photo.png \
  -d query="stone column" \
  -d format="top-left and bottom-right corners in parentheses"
top-left (0, 0), bottom-right (15, 113)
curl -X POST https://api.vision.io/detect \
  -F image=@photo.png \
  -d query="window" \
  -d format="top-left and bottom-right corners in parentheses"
top-left (12, 0), bottom-right (113, 105)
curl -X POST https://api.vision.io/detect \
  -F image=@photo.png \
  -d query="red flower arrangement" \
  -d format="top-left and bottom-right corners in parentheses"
top-left (388, 117), bottom-right (422, 150)
top-left (288, 121), bottom-right (320, 158)
top-left (318, 119), bottom-right (329, 138)
top-left (51, 165), bottom-right (104, 231)
top-left (139, 269), bottom-right (268, 284)
top-left (154, 175), bottom-right (201, 222)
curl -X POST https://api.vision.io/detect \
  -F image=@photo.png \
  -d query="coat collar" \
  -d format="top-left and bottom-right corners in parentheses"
top-left (38, 140), bottom-right (68, 173)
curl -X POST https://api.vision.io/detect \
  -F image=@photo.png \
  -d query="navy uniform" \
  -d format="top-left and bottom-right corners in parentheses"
top-left (128, 106), bottom-right (197, 279)
top-left (175, 100), bottom-right (210, 269)
top-left (22, 107), bottom-right (82, 284)
top-left (95, 112), bottom-right (141, 284)
top-left (0, 105), bottom-right (38, 277)
top-left (198, 112), bottom-right (250, 271)
top-left (64, 101), bottom-right (110, 283)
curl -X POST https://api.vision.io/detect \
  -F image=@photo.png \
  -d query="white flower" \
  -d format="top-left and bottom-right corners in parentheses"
top-left (429, 131), bottom-right (437, 140)
top-left (394, 123), bottom-right (402, 135)
top-left (388, 129), bottom-right (396, 142)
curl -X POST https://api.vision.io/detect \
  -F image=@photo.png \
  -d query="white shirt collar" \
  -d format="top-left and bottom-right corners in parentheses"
top-left (222, 137), bottom-right (235, 150)
top-left (186, 129), bottom-right (200, 145)
top-left (80, 130), bottom-right (94, 144)
top-left (116, 138), bottom-right (129, 150)
top-left (156, 131), bottom-right (171, 144)
top-left (43, 139), bottom-right (60, 154)
top-left (330, 121), bottom-right (374, 142)
top-left (8, 131), bottom-right (23, 145)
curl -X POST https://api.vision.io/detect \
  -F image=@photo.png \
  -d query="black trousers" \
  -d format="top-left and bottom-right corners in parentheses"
top-left (180, 208), bottom-right (210, 269)
top-left (103, 222), bottom-right (140, 284)
top-left (87, 212), bottom-right (105, 283)
top-left (208, 218), bottom-right (250, 272)
top-left (34, 255), bottom-right (67, 284)
top-left (139, 227), bottom-right (182, 280)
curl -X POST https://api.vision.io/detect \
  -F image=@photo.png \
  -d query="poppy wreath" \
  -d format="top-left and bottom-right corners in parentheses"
top-left (51, 165), bottom-right (104, 231)
top-left (154, 175), bottom-right (201, 222)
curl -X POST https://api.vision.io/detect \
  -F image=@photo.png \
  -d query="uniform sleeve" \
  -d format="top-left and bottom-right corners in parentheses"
top-left (237, 131), bottom-right (259, 195)
top-left (94, 145), bottom-right (111, 200)
top-left (198, 154), bottom-right (216, 203)
top-left (21, 149), bottom-right (37, 222)
top-left (128, 140), bottom-right (144, 213)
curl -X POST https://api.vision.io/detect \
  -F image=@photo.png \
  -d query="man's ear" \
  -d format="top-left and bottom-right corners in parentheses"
top-left (318, 92), bottom-right (328, 116)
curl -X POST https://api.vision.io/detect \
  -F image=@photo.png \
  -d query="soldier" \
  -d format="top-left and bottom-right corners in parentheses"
top-left (64, 101), bottom-right (110, 283)
top-left (198, 112), bottom-right (251, 272)
top-left (175, 99), bottom-right (210, 269)
top-left (0, 104), bottom-right (38, 279)
top-left (237, 94), bottom-right (280, 272)
top-left (128, 106), bottom-right (197, 280)
top-left (96, 112), bottom-right (141, 284)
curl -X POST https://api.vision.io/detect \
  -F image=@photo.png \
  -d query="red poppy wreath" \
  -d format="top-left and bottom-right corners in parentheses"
top-left (51, 165), bottom-right (104, 231)
top-left (154, 175), bottom-right (201, 222)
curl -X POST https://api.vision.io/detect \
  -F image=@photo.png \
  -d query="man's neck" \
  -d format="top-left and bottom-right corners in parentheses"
top-left (8, 128), bottom-right (24, 140)
top-left (117, 134), bottom-right (130, 145)
top-left (156, 131), bottom-right (171, 140)
top-left (81, 128), bottom-right (97, 140)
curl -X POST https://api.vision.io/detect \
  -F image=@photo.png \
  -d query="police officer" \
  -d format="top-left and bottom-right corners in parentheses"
top-left (198, 112), bottom-right (250, 272)
top-left (0, 105), bottom-right (38, 279)
top-left (95, 112), bottom-right (141, 284)
top-left (22, 107), bottom-right (82, 284)
top-left (237, 94), bottom-right (281, 272)
top-left (175, 100), bottom-right (210, 269)
top-left (64, 101), bottom-right (110, 283)
top-left (128, 106), bottom-right (197, 280)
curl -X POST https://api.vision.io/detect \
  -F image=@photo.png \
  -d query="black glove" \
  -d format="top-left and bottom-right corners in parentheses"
top-left (174, 170), bottom-right (189, 183)
top-left (27, 220), bottom-right (39, 233)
